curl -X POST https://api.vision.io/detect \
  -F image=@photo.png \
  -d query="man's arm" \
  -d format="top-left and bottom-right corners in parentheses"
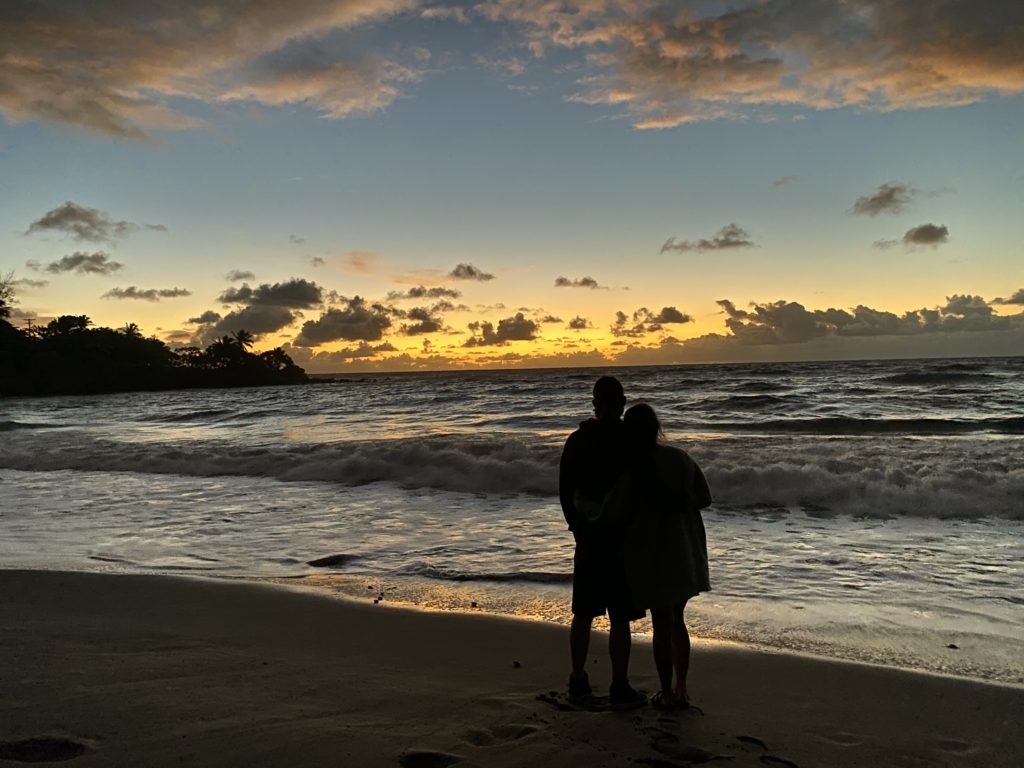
top-left (558, 431), bottom-right (580, 531)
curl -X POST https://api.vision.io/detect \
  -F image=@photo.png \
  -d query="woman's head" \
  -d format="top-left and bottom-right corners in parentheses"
top-left (623, 402), bottom-right (661, 448)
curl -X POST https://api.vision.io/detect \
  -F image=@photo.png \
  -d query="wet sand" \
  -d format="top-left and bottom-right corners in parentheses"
top-left (1, 570), bottom-right (1020, 767)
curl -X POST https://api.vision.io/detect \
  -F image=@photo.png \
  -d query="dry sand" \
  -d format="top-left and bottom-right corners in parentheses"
top-left (1, 570), bottom-right (1020, 767)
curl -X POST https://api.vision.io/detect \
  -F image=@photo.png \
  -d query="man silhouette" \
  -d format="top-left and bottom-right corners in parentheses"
top-left (558, 375), bottom-right (645, 708)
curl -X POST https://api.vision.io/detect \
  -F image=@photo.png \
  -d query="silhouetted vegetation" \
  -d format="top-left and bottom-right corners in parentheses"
top-left (0, 307), bottom-right (307, 397)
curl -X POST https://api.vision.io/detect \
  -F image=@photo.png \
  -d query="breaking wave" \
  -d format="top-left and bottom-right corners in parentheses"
top-left (2, 432), bottom-right (1022, 519)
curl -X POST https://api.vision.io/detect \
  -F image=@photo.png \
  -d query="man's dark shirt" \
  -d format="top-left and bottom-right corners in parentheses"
top-left (558, 416), bottom-right (626, 539)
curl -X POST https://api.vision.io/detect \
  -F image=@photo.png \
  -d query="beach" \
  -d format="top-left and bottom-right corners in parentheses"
top-left (2, 570), bottom-right (1020, 768)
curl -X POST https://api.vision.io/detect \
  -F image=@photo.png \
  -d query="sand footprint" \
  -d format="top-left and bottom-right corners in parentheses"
top-left (936, 737), bottom-right (975, 754)
top-left (0, 737), bottom-right (88, 762)
top-left (639, 727), bottom-right (730, 764)
top-left (462, 723), bottom-right (540, 747)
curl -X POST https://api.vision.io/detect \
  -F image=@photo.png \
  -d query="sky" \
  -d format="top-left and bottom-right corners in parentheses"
top-left (1, 0), bottom-right (1022, 372)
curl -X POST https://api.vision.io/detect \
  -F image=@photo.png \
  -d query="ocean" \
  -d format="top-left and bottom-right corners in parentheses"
top-left (2, 357), bottom-right (1021, 685)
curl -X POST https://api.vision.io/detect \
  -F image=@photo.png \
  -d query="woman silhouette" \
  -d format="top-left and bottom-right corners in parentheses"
top-left (603, 402), bottom-right (712, 709)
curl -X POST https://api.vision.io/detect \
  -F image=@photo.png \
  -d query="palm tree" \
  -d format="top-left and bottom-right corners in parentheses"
top-left (0, 270), bottom-right (14, 320)
top-left (232, 329), bottom-right (254, 350)
top-left (121, 322), bottom-right (141, 337)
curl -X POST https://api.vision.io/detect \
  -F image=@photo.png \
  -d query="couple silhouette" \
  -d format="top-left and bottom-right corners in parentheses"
top-left (558, 376), bottom-right (712, 711)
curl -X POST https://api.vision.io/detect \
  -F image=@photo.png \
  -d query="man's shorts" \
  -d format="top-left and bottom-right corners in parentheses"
top-left (571, 541), bottom-right (646, 622)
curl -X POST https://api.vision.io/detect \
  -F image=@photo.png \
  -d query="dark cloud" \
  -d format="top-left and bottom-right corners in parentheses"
top-left (309, 256), bottom-right (326, 267)
top-left (540, 314), bottom-right (563, 323)
top-left (218, 278), bottom-right (323, 308)
top-left (993, 289), bottom-right (1024, 305)
top-left (103, 286), bottom-right (191, 301)
top-left (771, 175), bottom-right (799, 188)
top-left (25, 201), bottom-right (157, 242)
top-left (0, 1), bottom-right (422, 139)
top-left (874, 223), bottom-right (950, 249)
top-left (661, 224), bottom-right (756, 253)
top-left (612, 306), bottom-right (693, 336)
top-left (225, 270), bottom-right (255, 282)
top-left (464, 312), bottom-right (539, 346)
top-left (13, 278), bottom-right (49, 288)
top-left (718, 299), bottom-right (833, 344)
top-left (400, 306), bottom-right (444, 335)
top-left (31, 251), bottom-right (124, 275)
top-left (714, 293), bottom-right (1016, 346)
top-left (554, 276), bottom-right (604, 289)
top-left (850, 183), bottom-right (916, 216)
top-left (903, 223), bottom-right (949, 246)
top-left (450, 263), bottom-right (495, 281)
top-left (208, 305), bottom-right (298, 339)
top-left (186, 310), bottom-right (223, 324)
top-left (387, 285), bottom-right (462, 301)
top-left (289, 234), bottom-right (306, 245)
top-left (292, 297), bottom-right (393, 346)
top-left (568, 316), bottom-right (591, 330)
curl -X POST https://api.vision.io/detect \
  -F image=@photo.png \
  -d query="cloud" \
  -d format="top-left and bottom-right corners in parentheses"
top-left (342, 251), bottom-right (383, 274)
top-left (32, 252), bottom-right (124, 275)
top-left (421, 6), bottom-right (468, 24)
top-left (223, 55), bottom-right (422, 120)
top-left (187, 311), bottom-right (223, 324)
top-left (103, 286), bottom-right (192, 301)
top-left (714, 293), bottom-right (1016, 346)
top-left (386, 285), bottom-right (462, 301)
top-left (902, 223), bottom-right (949, 246)
top-left (12, 278), bottom-right (49, 288)
top-left (771, 175), bottom-right (799, 188)
top-left (718, 299), bottom-right (834, 344)
top-left (540, 314), bottom-right (563, 324)
top-left (25, 202), bottom-right (157, 242)
top-left (400, 306), bottom-right (445, 335)
top-left (309, 257), bottom-right (326, 267)
top-left (206, 305), bottom-right (299, 339)
top-left (188, 277), bottom-right (325, 343)
top-left (612, 306), bottom-right (693, 336)
top-left (850, 183), bottom-right (916, 216)
top-left (225, 270), bottom-right (255, 282)
top-left (874, 223), bottom-right (950, 249)
top-left (289, 234), bottom-right (306, 245)
top-left (568, 316), bottom-right (591, 330)
top-left (554, 275), bottom-right (605, 289)
top-left (993, 289), bottom-right (1024, 305)
top-left (292, 297), bottom-right (393, 346)
top-left (464, 312), bottom-right (539, 346)
top-left (481, 1), bottom-right (1024, 127)
top-left (450, 263), bottom-right (495, 281)
top-left (0, 1), bottom-right (420, 139)
top-left (218, 278), bottom-right (323, 308)
top-left (661, 224), bottom-right (756, 253)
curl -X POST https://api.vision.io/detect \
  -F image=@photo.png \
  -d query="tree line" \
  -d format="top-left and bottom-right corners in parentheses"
top-left (1, 282), bottom-right (307, 396)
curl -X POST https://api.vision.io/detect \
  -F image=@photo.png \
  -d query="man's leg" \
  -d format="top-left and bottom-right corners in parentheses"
top-left (569, 613), bottom-right (592, 679)
top-left (608, 617), bottom-right (631, 684)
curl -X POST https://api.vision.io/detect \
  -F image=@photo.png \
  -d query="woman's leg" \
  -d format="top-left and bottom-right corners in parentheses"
top-left (650, 606), bottom-right (673, 696)
top-left (671, 601), bottom-right (691, 700)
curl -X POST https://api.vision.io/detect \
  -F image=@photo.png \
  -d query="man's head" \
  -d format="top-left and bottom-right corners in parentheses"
top-left (592, 375), bottom-right (626, 420)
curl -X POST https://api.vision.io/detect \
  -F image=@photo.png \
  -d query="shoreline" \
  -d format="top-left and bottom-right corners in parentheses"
top-left (3, 569), bottom-right (1021, 767)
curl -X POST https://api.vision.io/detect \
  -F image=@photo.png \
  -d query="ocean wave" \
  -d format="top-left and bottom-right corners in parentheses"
top-left (713, 416), bottom-right (1024, 435)
top-left (3, 431), bottom-right (1022, 519)
top-left (0, 420), bottom-right (52, 431)
top-left (0, 434), bottom-right (562, 495)
top-left (880, 371), bottom-right (996, 386)
top-left (703, 394), bottom-right (798, 412)
top-left (398, 563), bottom-right (573, 583)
